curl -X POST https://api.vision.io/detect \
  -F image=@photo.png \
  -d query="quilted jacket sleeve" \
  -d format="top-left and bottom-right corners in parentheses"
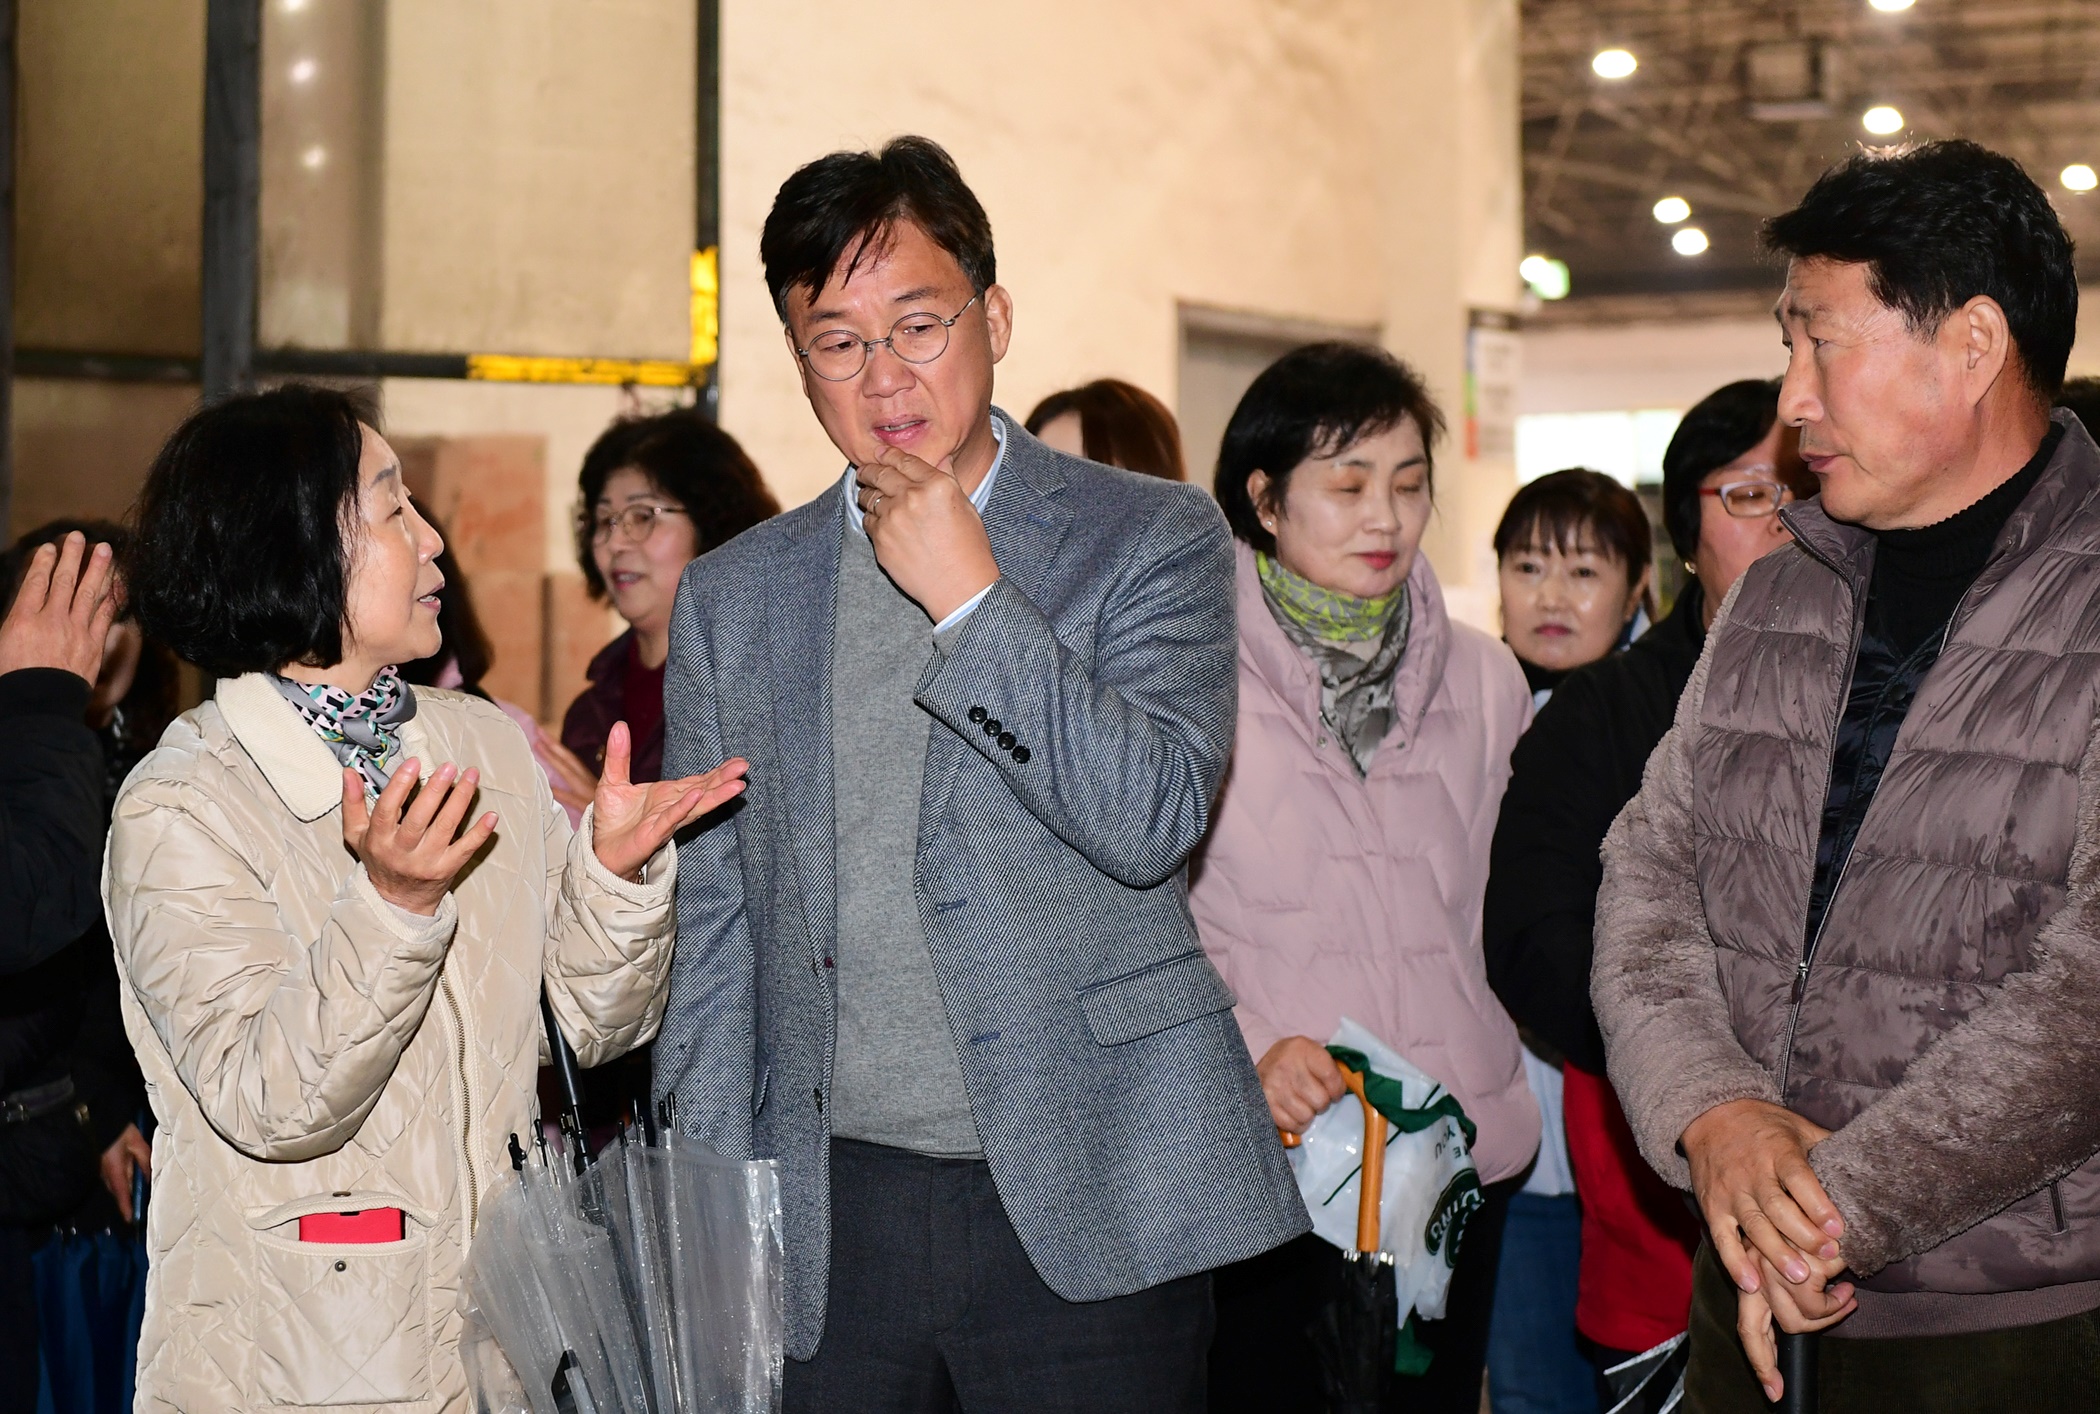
top-left (537, 763), bottom-right (678, 1070)
top-left (104, 775), bottom-right (457, 1163)
top-left (1593, 586), bottom-right (1782, 1190)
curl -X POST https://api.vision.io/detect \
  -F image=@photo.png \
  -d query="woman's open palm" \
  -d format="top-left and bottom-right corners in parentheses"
top-left (589, 721), bottom-right (748, 880)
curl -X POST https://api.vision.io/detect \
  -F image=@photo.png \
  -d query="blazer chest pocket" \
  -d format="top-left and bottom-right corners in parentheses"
top-left (248, 1192), bottom-right (434, 1408)
top-left (1080, 951), bottom-right (1237, 1046)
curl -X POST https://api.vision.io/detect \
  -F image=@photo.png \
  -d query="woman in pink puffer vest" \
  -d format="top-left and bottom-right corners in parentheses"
top-left (1195, 343), bottom-right (1539, 1414)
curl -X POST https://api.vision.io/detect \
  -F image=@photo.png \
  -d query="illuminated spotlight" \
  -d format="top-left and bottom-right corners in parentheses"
top-left (300, 145), bottom-right (327, 171)
top-left (1592, 48), bottom-right (1638, 79)
top-left (1672, 227), bottom-right (1710, 257)
top-left (2064, 164), bottom-right (2099, 193)
top-left (1652, 195), bottom-right (1691, 224)
top-left (1862, 105), bottom-right (1905, 135)
top-left (290, 58), bottom-right (317, 85)
top-left (281, 0), bottom-right (308, 10)
top-left (1869, 0), bottom-right (1915, 10)
top-left (1520, 254), bottom-right (1571, 301)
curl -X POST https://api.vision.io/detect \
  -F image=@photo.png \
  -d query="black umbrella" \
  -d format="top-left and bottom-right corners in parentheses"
top-left (1305, 1063), bottom-right (1399, 1413)
top-left (1775, 1330), bottom-right (1818, 1413)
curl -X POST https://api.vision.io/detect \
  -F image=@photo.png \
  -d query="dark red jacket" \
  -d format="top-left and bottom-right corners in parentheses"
top-left (560, 631), bottom-right (665, 785)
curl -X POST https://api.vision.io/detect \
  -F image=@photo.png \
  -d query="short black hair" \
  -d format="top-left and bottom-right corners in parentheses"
top-left (760, 136), bottom-right (994, 322)
top-left (574, 409), bottom-right (780, 597)
top-left (1216, 342), bottom-right (1445, 556)
top-left (1764, 139), bottom-right (2077, 398)
top-left (1660, 379), bottom-right (1784, 562)
top-left (1494, 468), bottom-right (1651, 578)
top-left (130, 384), bottom-right (371, 678)
top-left (2057, 376), bottom-right (2100, 443)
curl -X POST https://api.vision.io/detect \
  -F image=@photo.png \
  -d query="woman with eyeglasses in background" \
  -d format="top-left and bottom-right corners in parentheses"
top-left (547, 410), bottom-right (780, 808)
top-left (1484, 379), bottom-right (1812, 1409)
top-left (535, 410), bottom-right (778, 1137)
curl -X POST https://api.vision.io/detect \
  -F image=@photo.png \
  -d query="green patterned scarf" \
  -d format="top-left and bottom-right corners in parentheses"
top-left (1256, 552), bottom-right (1411, 776)
top-left (1256, 552), bottom-right (1403, 644)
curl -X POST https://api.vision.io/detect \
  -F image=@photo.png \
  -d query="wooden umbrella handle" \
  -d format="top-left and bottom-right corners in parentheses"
top-left (1343, 1066), bottom-right (1387, 1254)
top-left (1271, 1062), bottom-right (1386, 1252)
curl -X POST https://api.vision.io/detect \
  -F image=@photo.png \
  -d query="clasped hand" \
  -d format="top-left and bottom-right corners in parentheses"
top-left (343, 721), bottom-right (748, 916)
top-left (854, 447), bottom-right (1000, 624)
top-left (1683, 1097), bottom-right (1856, 1402)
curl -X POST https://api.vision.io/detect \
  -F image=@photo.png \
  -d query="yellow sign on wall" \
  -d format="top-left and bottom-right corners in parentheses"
top-left (690, 246), bottom-right (720, 368)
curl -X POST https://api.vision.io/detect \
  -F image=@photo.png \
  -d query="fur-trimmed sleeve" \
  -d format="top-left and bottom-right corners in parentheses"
top-left (1808, 709), bottom-right (2100, 1276)
top-left (1593, 580), bottom-right (1782, 1190)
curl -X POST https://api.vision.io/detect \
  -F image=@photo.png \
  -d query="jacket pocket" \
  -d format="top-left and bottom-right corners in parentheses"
top-left (1079, 951), bottom-right (1237, 1046)
top-left (248, 1192), bottom-right (434, 1407)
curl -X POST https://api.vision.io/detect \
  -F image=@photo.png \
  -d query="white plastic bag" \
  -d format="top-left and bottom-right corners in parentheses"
top-left (1288, 1016), bottom-right (1484, 1325)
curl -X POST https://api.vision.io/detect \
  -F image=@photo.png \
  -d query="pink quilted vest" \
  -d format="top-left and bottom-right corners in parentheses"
top-left (1190, 542), bottom-right (1541, 1183)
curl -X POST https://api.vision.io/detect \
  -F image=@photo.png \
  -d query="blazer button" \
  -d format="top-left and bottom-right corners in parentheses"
top-left (1011, 745), bottom-right (1031, 764)
top-left (983, 718), bottom-right (1002, 736)
top-left (814, 1087), bottom-right (824, 1112)
top-left (968, 706), bottom-right (988, 724)
top-left (997, 732), bottom-right (1016, 751)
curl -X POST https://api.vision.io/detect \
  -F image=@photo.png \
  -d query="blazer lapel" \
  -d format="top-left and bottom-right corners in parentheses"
top-left (769, 484), bottom-right (845, 973)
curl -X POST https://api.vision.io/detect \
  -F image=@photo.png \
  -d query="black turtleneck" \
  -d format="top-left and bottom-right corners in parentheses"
top-left (1867, 423), bottom-right (2063, 656)
top-left (1801, 423), bottom-right (2064, 968)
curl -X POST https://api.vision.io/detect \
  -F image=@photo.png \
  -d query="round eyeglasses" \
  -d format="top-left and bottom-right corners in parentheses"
top-left (587, 504), bottom-right (689, 544)
top-left (794, 295), bottom-right (980, 382)
top-left (1699, 477), bottom-right (1795, 519)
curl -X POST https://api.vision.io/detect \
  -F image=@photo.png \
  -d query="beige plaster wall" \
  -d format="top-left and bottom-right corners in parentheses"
top-left (713, 0), bottom-right (1522, 605)
top-left (376, 0), bottom-right (696, 358)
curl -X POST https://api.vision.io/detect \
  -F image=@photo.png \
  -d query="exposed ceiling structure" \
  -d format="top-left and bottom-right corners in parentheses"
top-left (1522, 0), bottom-right (2100, 305)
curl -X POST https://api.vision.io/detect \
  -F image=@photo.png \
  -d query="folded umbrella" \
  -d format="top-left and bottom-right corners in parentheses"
top-left (1306, 1063), bottom-right (1399, 1414)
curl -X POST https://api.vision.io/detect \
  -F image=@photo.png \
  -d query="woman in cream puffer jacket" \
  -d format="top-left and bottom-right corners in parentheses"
top-left (104, 386), bottom-right (747, 1413)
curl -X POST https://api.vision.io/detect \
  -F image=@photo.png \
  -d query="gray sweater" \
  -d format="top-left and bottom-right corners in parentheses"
top-left (825, 524), bottom-right (982, 1157)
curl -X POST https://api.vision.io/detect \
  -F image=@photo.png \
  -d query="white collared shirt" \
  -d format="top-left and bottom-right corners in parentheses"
top-left (841, 417), bottom-right (1005, 634)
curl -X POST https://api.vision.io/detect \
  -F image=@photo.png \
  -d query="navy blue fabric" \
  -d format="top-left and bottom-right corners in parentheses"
top-left (1487, 1191), bottom-right (1595, 1414)
top-left (31, 1229), bottom-right (145, 1414)
top-left (657, 411), bottom-right (1308, 1359)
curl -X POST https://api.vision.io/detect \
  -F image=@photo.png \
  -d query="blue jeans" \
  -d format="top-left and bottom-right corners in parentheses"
top-left (1487, 1191), bottom-right (1596, 1414)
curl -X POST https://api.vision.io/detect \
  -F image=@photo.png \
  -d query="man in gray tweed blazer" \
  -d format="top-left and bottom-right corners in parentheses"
top-left (656, 136), bottom-right (1306, 1412)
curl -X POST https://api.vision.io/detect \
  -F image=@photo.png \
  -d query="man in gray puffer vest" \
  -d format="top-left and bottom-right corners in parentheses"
top-left (1595, 139), bottom-right (2100, 1412)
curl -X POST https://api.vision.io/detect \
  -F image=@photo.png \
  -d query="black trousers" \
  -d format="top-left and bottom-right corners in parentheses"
top-left (785, 1138), bottom-right (1214, 1414)
top-left (1208, 1173), bottom-right (1517, 1414)
top-left (1685, 1242), bottom-right (2100, 1413)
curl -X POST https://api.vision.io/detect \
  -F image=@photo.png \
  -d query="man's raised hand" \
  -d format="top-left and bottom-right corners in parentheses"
top-left (0, 532), bottom-right (119, 685)
top-left (854, 447), bottom-right (1000, 624)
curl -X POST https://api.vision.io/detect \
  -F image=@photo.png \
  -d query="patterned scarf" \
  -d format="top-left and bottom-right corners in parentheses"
top-left (1257, 552), bottom-right (1411, 777)
top-left (1256, 551), bottom-right (1404, 642)
top-left (273, 667), bottom-right (418, 799)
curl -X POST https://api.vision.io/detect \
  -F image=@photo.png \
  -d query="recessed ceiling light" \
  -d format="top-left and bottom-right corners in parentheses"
top-left (1672, 227), bottom-right (1710, 257)
top-left (1520, 255), bottom-right (1571, 300)
top-left (2063, 164), bottom-right (2099, 193)
top-left (1652, 196), bottom-right (1691, 224)
top-left (289, 58), bottom-right (317, 85)
top-left (300, 145), bottom-right (327, 171)
top-left (1869, 0), bottom-right (1914, 11)
top-left (1592, 49), bottom-right (1638, 80)
top-left (1862, 105), bottom-right (1905, 135)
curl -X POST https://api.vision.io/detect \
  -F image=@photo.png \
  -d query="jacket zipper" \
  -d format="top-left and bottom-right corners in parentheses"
top-left (1777, 596), bottom-right (1965, 1097)
top-left (440, 972), bottom-right (481, 1234)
